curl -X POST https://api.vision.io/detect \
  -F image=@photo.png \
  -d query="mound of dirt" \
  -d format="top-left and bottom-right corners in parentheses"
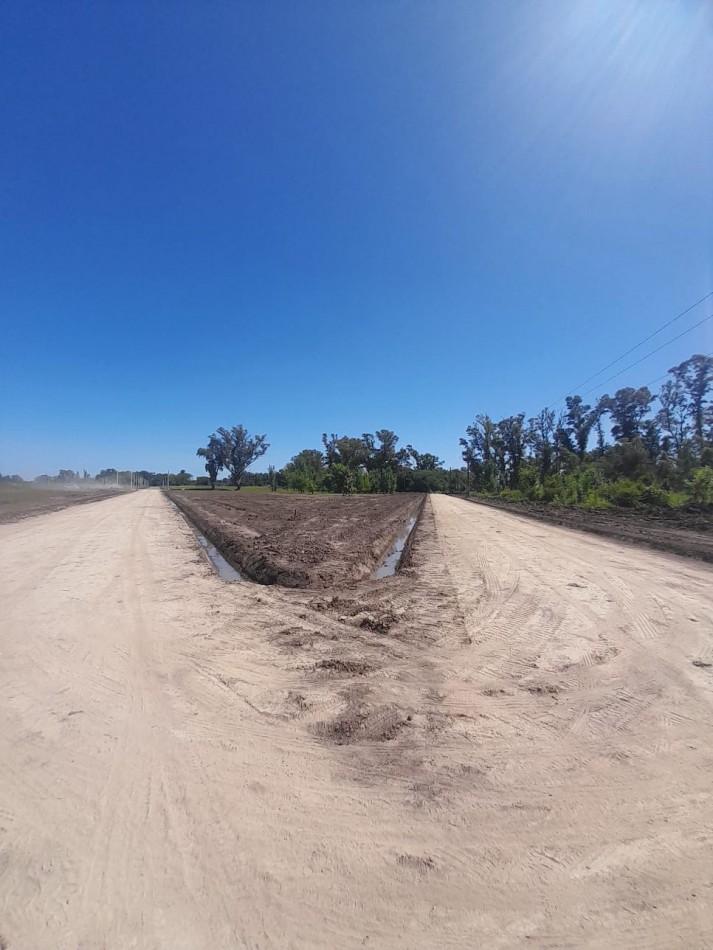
top-left (314, 703), bottom-right (409, 745)
top-left (314, 658), bottom-right (372, 675)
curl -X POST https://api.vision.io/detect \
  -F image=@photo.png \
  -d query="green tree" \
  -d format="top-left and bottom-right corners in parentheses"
top-left (171, 469), bottom-right (193, 486)
top-left (527, 408), bottom-right (556, 482)
top-left (283, 448), bottom-right (325, 492)
top-left (208, 426), bottom-right (269, 489)
top-left (197, 435), bottom-right (223, 489)
top-left (668, 354), bottom-right (713, 448)
top-left (496, 414), bottom-right (527, 489)
top-left (656, 377), bottom-right (689, 457)
top-left (603, 387), bottom-right (653, 442)
top-left (565, 396), bottom-right (599, 460)
top-left (460, 414), bottom-right (498, 491)
top-left (406, 446), bottom-right (444, 470)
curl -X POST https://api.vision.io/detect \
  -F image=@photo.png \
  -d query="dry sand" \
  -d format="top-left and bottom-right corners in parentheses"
top-left (0, 490), bottom-right (711, 948)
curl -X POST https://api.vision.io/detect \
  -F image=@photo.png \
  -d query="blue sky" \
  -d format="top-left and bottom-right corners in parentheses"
top-left (1, 0), bottom-right (712, 478)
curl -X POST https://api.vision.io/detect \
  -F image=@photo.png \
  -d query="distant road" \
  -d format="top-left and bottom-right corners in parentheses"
top-left (0, 490), bottom-right (711, 948)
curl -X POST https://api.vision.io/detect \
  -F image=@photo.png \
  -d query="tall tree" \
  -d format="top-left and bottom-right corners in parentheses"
top-left (406, 446), bottom-right (444, 470)
top-left (283, 449), bottom-right (325, 492)
top-left (460, 414), bottom-right (498, 491)
top-left (527, 408), bottom-right (556, 481)
top-left (668, 354), bottom-right (713, 446)
top-left (209, 426), bottom-right (269, 489)
top-left (564, 396), bottom-right (599, 460)
top-left (603, 387), bottom-right (652, 442)
top-left (373, 429), bottom-right (400, 472)
top-left (496, 414), bottom-right (527, 488)
top-left (656, 377), bottom-right (689, 456)
top-left (197, 435), bottom-right (223, 489)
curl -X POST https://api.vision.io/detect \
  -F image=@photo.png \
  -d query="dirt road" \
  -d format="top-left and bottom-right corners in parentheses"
top-left (1, 491), bottom-right (711, 948)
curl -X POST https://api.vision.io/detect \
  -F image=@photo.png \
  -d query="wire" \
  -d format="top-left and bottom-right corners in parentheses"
top-left (638, 352), bottom-right (713, 394)
top-left (578, 312), bottom-right (713, 399)
top-left (551, 290), bottom-right (713, 406)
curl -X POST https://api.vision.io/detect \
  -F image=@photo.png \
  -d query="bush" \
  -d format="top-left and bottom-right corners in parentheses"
top-left (604, 479), bottom-right (642, 507)
top-left (689, 467), bottom-right (713, 505)
top-left (639, 484), bottom-right (668, 507)
top-left (582, 490), bottom-right (610, 509)
top-left (500, 488), bottom-right (525, 502)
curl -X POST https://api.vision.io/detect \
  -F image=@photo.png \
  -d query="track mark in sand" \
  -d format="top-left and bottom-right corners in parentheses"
top-left (396, 853), bottom-right (436, 873)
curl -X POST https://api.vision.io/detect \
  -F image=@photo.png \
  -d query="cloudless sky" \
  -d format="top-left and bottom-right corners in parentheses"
top-left (1, 0), bottom-right (712, 478)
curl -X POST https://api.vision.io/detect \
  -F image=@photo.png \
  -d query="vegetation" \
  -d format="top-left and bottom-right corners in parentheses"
top-left (459, 354), bottom-right (713, 510)
top-left (196, 425), bottom-right (269, 489)
top-left (15, 354), bottom-right (713, 512)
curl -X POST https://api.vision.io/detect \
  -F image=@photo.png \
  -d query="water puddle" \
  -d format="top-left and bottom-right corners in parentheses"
top-left (169, 498), bottom-right (242, 582)
top-left (372, 515), bottom-right (417, 580)
top-left (197, 534), bottom-right (242, 583)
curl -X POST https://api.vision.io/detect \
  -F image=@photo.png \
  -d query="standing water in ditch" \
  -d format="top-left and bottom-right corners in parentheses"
top-left (169, 499), bottom-right (242, 582)
top-left (197, 534), bottom-right (242, 582)
top-left (372, 515), bottom-right (417, 580)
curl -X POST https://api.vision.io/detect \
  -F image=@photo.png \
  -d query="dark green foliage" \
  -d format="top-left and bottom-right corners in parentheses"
top-left (461, 352), bottom-right (712, 511)
top-left (199, 425), bottom-right (269, 490)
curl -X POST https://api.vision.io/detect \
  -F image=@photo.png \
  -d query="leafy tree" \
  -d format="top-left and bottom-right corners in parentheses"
top-left (283, 448), bottom-right (324, 492)
top-left (325, 462), bottom-right (357, 494)
top-left (406, 446), bottom-right (444, 470)
top-left (527, 408), bottom-right (556, 482)
top-left (603, 387), bottom-right (653, 442)
top-left (641, 419), bottom-right (661, 462)
top-left (656, 377), bottom-right (689, 456)
top-left (565, 396), bottom-right (599, 460)
top-left (373, 429), bottom-right (400, 472)
top-left (601, 438), bottom-right (652, 481)
top-left (197, 435), bottom-right (223, 489)
top-left (171, 469), bottom-right (193, 486)
top-left (496, 414), bottom-right (527, 488)
top-left (460, 414), bottom-right (498, 491)
top-left (207, 426), bottom-right (269, 489)
top-left (322, 434), bottom-right (369, 470)
top-left (668, 354), bottom-right (713, 447)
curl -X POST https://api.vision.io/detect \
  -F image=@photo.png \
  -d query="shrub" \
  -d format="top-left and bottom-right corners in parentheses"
top-left (689, 467), bottom-right (713, 505)
top-left (639, 484), bottom-right (668, 507)
top-left (604, 479), bottom-right (642, 507)
top-left (582, 490), bottom-right (610, 509)
top-left (500, 488), bottom-right (525, 502)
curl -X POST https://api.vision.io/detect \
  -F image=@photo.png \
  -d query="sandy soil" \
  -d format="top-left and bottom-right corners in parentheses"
top-left (0, 490), bottom-right (712, 948)
top-left (169, 490), bottom-right (422, 586)
top-left (464, 494), bottom-right (713, 563)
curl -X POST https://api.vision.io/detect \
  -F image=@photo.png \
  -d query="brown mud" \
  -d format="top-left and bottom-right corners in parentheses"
top-left (169, 489), bottom-right (424, 587)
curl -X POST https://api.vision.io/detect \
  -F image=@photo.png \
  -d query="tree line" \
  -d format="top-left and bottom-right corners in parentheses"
top-left (195, 353), bottom-right (713, 507)
top-left (459, 353), bottom-right (713, 506)
top-left (14, 352), bottom-right (710, 508)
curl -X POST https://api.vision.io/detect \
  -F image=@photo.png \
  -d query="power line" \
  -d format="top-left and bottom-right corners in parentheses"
top-left (551, 290), bottom-right (713, 406)
top-left (639, 352), bottom-right (713, 395)
top-left (577, 311), bottom-right (713, 399)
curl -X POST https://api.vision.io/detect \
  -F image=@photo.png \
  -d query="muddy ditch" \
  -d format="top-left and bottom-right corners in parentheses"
top-left (169, 490), bottom-right (425, 588)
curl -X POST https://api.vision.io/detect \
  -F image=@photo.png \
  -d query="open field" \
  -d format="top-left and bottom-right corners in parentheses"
top-left (0, 483), bottom-right (123, 524)
top-left (170, 489), bottom-right (423, 587)
top-left (1, 491), bottom-right (712, 948)
top-left (465, 493), bottom-right (713, 562)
